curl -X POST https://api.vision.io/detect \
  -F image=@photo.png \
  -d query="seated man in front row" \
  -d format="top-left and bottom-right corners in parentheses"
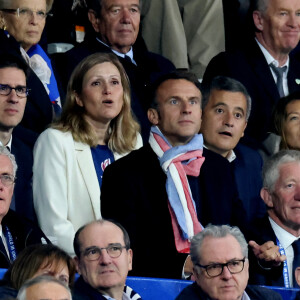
top-left (201, 76), bottom-right (266, 223)
top-left (72, 219), bottom-right (142, 300)
top-left (101, 70), bottom-right (246, 279)
top-left (0, 147), bottom-right (49, 268)
top-left (176, 224), bottom-right (282, 300)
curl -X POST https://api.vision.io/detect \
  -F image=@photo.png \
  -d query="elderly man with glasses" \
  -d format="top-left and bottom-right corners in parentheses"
top-left (0, 146), bottom-right (49, 268)
top-left (73, 219), bottom-right (142, 300)
top-left (176, 224), bottom-right (282, 300)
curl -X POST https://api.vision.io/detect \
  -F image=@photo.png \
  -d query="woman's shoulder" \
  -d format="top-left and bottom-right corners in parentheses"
top-left (39, 127), bottom-right (73, 140)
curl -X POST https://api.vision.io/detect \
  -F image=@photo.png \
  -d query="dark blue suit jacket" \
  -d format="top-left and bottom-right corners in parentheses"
top-left (11, 135), bottom-right (36, 223)
top-left (175, 282), bottom-right (282, 300)
top-left (101, 145), bottom-right (246, 279)
top-left (232, 143), bottom-right (265, 223)
top-left (203, 38), bottom-right (300, 147)
top-left (246, 215), bottom-right (284, 286)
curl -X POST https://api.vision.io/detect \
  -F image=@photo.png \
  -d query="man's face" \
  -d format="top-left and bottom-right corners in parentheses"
top-left (201, 90), bottom-right (247, 158)
top-left (76, 222), bottom-right (132, 295)
top-left (92, 0), bottom-right (140, 54)
top-left (25, 281), bottom-right (71, 300)
top-left (263, 162), bottom-right (300, 233)
top-left (0, 67), bottom-right (27, 131)
top-left (195, 235), bottom-right (249, 300)
top-left (254, 0), bottom-right (300, 56)
top-left (148, 79), bottom-right (202, 147)
top-left (0, 155), bottom-right (14, 222)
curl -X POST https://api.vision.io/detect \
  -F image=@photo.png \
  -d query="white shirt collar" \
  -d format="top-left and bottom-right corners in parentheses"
top-left (255, 38), bottom-right (289, 69)
top-left (269, 217), bottom-right (299, 249)
top-left (96, 37), bottom-right (136, 65)
top-left (102, 292), bottom-right (131, 300)
top-left (203, 144), bottom-right (236, 162)
top-left (0, 135), bottom-right (12, 152)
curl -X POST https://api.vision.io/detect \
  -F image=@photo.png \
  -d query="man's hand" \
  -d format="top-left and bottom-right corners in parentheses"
top-left (249, 240), bottom-right (286, 266)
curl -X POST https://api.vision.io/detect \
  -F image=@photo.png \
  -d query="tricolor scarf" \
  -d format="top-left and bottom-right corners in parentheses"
top-left (149, 126), bottom-right (205, 253)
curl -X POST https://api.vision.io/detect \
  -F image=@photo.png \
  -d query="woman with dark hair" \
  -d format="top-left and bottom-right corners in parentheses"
top-left (273, 91), bottom-right (300, 151)
top-left (0, 244), bottom-right (76, 299)
top-left (33, 52), bottom-right (142, 256)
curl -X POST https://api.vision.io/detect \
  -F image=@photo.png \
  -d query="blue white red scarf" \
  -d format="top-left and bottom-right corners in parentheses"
top-left (149, 126), bottom-right (205, 253)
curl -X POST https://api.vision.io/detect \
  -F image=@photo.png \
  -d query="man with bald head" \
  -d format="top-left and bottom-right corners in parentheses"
top-left (73, 219), bottom-right (141, 300)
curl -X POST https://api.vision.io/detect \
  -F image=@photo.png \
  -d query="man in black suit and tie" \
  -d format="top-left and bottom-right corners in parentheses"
top-left (101, 70), bottom-right (246, 279)
top-left (61, 0), bottom-right (175, 141)
top-left (203, 0), bottom-right (300, 151)
top-left (247, 150), bottom-right (300, 287)
top-left (0, 54), bottom-right (35, 222)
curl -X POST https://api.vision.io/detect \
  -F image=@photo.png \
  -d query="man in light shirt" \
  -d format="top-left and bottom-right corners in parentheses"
top-left (203, 0), bottom-right (300, 152)
top-left (248, 150), bottom-right (300, 287)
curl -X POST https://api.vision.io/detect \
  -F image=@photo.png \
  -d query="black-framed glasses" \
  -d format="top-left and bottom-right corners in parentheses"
top-left (196, 258), bottom-right (246, 278)
top-left (82, 243), bottom-right (127, 261)
top-left (0, 174), bottom-right (16, 187)
top-left (0, 84), bottom-right (29, 98)
top-left (1, 8), bottom-right (52, 20)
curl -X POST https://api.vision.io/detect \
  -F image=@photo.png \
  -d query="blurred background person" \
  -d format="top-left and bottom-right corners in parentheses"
top-left (0, 244), bottom-right (76, 299)
top-left (33, 53), bottom-right (142, 256)
top-left (273, 92), bottom-right (300, 151)
top-left (0, 0), bottom-right (61, 143)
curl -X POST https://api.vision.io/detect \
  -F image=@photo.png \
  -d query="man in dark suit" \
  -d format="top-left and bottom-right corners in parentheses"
top-left (176, 224), bottom-right (282, 300)
top-left (247, 150), bottom-right (300, 287)
top-left (0, 55), bottom-right (35, 222)
top-left (60, 0), bottom-right (175, 141)
top-left (203, 0), bottom-right (300, 150)
top-left (101, 70), bottom-right (246, 279)
top-left (0, 147), bottom-right (49, 268)
top-left (201, 76), bottom-right (266, 223)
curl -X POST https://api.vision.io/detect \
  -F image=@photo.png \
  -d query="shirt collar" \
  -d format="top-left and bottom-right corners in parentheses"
top-left (203, 144), bottom-right (236, 162)
top-left (102, 292), bottom-right (131, 300)
top-left (269, 217), bottom-right (299, 249)
top-left (255, 38), bottom-right (289, 69)
top-left (241, 290), bottom-right (251, 300)
top-left (96, 37), bottom-right (136, 65)
top-left (0, 135), bottom-right (12, 152)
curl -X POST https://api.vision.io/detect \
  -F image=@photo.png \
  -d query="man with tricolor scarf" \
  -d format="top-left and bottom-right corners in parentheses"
top-left (101, 70), bottom-right (246, 279)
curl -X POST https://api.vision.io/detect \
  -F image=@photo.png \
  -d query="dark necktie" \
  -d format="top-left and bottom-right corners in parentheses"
top-left (124, 55), bottom-right (133, 64)
top-left (0, 236), bottom-right (9, 263)
top-left (270, 64), bottom-right (287, 98)
top-left (292, 239), bottom-right (300, 287)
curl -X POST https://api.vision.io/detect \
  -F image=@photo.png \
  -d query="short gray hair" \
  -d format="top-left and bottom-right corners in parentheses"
top-left (0, 147), bottom-right (17, 176)
top-left (190, 224), bottom-right (248, 268)
top-left (202, 76), bottom-right (252, 121)
top-left (254, 0), bottom-right (269, 14)
top-left (17, 275), bottom-right (72, 300)
top-left (262, 150), bottom-right (300, 192)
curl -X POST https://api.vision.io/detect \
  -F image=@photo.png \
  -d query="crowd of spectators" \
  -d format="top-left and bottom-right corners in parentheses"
top-left (1, 0), bottom-right (300, 299)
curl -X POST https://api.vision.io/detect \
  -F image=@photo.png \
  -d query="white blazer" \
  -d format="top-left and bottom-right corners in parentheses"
top-left (33, 128), bottom-right (142, 256)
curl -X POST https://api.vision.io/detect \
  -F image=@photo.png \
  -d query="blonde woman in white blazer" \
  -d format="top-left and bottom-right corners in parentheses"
top-left (33, 53), bottom-right (142, 256)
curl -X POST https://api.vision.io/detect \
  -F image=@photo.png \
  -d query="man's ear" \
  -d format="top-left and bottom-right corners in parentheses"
top-left (74, 256), bottom-right (82, 275)
top-left (253, 10), bottom-right (264, 31)
top-left (241, 122), bottom-right (247, 138)
top-left (260, 187), bottom-right (274, 208)
top-left (127, 249), bottom-right (133, 271)
top-left (88, 9), bottom-right (100, 33)
top-left (147, 108), bottom-right (159, 125)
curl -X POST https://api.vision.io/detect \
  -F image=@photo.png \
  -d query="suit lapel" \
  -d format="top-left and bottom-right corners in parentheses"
top-left (74, 141), bottom-right (100, 218)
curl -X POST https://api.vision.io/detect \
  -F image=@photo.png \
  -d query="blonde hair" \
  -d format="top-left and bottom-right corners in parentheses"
top-left (53, 53), bottom-right (140, 153)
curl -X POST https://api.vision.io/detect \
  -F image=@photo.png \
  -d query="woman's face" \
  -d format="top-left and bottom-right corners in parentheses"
top-left (76, 62), bottom-right (124, 127)
top-left (2, 0), bottom-right (46, 51)
top-left (32, 261), bottom-right (69, 285)
top-left (283, 100), bottom-right (300, 150)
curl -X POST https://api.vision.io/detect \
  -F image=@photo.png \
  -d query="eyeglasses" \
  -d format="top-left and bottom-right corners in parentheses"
top-left (0, 174), bottom-right (16, 187)
top-left (0, 84), bottom-right (29, 98)
top-left (82, 243), bottom-right (127, 261)
top-left (196, 258), bottom-right (246, 278)
top-left (1, 8), bottom-right (52, 20)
